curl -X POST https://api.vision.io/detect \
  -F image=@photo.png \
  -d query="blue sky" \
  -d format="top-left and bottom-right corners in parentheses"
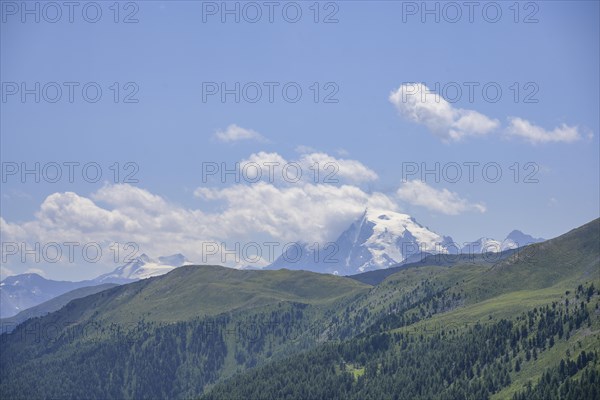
top-left (1, 1), bottom-right (599, 280)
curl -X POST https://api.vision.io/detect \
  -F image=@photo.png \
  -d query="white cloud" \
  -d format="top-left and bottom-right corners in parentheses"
top-left (0, 153), bottom-right (389, 271)
top-left (389, 83), bottom-right (499, 142)
top-left (194, 181), bottom-right (397, 243)
top-left (1, 188), bottom-right (215, 269)
top-left (298, 152), bottom-right (378, 183)
top-left (1, 182), bottom-right (397, 270)
top-left (214, 124), bottom-right (266, 143)
top-left (239, 151), bottom-right (289, 183)
top-left (1, 217), bottom-right (27, 241)
top-left (396, 180), bottom-right (486, 215)
top-left (36, 191), bottom-right (136, 233)
top-left (506, 117), bottom-right (583, 144)
top-left (1, 152), bottom-right (489, 274)
top-left (93, 183), bottom-right (171, 213)
top-left (239, 151), bottom-right (378, 185)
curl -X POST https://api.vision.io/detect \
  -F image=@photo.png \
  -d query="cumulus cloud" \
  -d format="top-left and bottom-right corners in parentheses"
top-left (238, 151), bottom-right (378, 185)
top-left (36, 192), bottom-right (135, 233)
top-left (298, 152), bottom-right (378, 183)
top-left (2, 152), bottom-right (490, 274)
top-left (506, 117), bottom-right (583, 144)
top-left (1, 188), bottom-right (215, 269)
top-left (1, 182), bottom-right (396, 271)
top-left (214, 124), bottom-right (266, 143)
top-left (0, 153), bottom-right (386, 272)
top-left (195, 181), bottom-right (397, 243)
top-left (389, 83), bottom-right (590, 145)
top-left (389, 83), bottom-right (500, 142)
top-left (239, 152), bottom-right (289, 183)
top-left (396, 180), bottom-right (486, 215)
top-left (1, 217), bottom-right (27, 241)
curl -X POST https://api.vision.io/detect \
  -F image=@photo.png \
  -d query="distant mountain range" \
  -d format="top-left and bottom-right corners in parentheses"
top-left (461, 230), bottom-right (544, 254)
top-left (0, 283), bottom-right (118, 333)
top-left (0, 253), bottom-right (189, 318)
top-left (0, 211), bottom-right (543, 318)
top-left (266, 209), bottom-right (544, 274)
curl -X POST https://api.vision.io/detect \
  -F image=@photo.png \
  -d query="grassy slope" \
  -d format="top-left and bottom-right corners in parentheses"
top-left (350, 250), bottom-right (518, 286)
top-left (386, 218), bottom-right (599, 322)
top-left (382, 218), bottom-right (600, 398)
top-left (468, 218), bottom-right (599, 301)
top-left (26, 265), bottom-right (371, 327)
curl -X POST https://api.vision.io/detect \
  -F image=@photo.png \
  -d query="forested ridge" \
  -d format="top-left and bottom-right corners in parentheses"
top-left (201, 283), bottom-right (600, 400)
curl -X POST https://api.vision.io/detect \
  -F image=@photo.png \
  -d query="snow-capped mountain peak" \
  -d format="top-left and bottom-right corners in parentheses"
top-left (0, 254), bottom-right (190, 318)
top-left (268, 209), bottom-right (451, 274)
top-left (266, 209), bottom-right (545, 274)
top-left (360, 209), bottom-right (447, 271)
top-left (94, 253), bottom-right (189, 283)
top-left (461, 231), bottom-right (544, 254)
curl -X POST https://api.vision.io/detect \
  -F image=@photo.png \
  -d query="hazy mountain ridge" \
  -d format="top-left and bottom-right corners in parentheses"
top-left (460, 229), bottom-right (544, 254)
top-left (0, 253), bottom-right (189, 318)
top-left (93, 253), bottom-right (190, 283)
top-left (0, 283), bottom-right (118, 333)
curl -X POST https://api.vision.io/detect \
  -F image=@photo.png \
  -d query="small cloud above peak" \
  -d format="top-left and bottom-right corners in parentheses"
top-left (214, 124), bottom-right (267, 143)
